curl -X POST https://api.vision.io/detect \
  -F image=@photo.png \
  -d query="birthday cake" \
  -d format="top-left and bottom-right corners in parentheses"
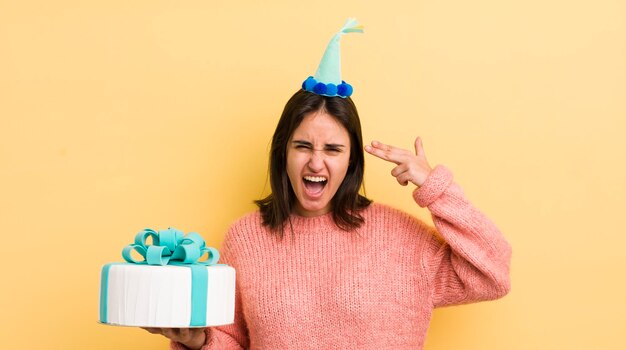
top-left (99, 228), bottom-right (236, 328)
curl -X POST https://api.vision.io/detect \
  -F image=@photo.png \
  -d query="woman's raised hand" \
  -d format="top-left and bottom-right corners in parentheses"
top-left (142, 327), bottom-right (206, 350)
top-left (365, 137), bottom-right (433, 187)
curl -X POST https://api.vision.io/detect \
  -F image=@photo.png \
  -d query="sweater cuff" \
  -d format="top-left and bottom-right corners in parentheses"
top-left (412, 165), bottom-right (453, 207)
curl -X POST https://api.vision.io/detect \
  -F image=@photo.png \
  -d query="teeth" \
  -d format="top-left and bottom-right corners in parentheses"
top-left (304, 176), bottom-right (327, 183)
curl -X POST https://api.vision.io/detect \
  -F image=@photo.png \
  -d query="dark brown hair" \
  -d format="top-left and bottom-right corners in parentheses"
top-left (254, 89), bottom-right (371, 236)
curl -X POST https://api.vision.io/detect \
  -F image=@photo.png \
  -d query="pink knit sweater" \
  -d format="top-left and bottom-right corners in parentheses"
top-left (172, 165), bottom-right (511, 349)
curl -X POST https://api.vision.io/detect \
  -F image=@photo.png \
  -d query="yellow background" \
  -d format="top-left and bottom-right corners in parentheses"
top-left (1, 1), bottom-right (624, 349)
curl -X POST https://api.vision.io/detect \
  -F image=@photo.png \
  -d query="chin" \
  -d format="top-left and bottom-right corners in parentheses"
top-left (296, 201), bottom-right (332, 217)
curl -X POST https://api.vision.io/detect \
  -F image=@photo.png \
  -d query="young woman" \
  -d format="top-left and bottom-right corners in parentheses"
top-left (146, 89), bottom-right (511, 349)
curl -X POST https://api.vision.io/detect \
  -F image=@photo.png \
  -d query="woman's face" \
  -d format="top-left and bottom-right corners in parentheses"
top-left (286, 110), bottom-right (351, 217)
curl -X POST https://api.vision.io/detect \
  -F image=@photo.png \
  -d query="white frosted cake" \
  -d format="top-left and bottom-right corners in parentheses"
top-left (99, 228), bottom-right (236, 328)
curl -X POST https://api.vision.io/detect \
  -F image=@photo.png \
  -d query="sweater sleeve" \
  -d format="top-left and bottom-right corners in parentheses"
top-left (170, 227), bottom-right (250, 350)
top-left (413, 165), bottom-right (512, 308)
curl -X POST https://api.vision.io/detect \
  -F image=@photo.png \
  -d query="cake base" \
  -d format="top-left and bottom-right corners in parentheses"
top-left (99, 263), bottom-right (235, 328)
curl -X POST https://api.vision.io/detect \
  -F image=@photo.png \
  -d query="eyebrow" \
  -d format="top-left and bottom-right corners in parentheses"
top-left (292, 140), bottom-right (346, 149)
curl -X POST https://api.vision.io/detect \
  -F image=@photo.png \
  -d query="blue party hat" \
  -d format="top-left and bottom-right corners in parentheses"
top-left (302, 18), bottom-right (363, 98)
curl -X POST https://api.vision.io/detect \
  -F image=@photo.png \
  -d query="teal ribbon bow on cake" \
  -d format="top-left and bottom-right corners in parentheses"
top-left (122, 227), bottom-right (220, 266)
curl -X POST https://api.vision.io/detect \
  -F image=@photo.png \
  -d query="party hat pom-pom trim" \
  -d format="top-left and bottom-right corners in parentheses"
top-left (301, 76), bottom-right (353, 98)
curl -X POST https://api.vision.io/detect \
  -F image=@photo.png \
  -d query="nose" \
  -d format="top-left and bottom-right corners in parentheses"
top-left (307, 150), bottom-right (325, 172)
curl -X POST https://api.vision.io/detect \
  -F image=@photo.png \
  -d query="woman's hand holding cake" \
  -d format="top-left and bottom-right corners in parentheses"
top-left (143, 327), bottom-right (206, 350)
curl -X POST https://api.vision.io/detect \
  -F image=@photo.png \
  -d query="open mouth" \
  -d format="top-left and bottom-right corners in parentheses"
top-left (303, 176), bottom-right (327, 195)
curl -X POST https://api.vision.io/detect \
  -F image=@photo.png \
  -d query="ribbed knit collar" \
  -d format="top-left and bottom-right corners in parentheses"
top-left (286, 211), bottom-right (338, 235)
top-left (283, 204), bottom-right (377, 236)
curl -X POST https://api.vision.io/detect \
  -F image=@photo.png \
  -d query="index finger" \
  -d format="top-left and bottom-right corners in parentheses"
top-left (142, 327), bottom-right (162, 334)
top-left (364, 140), bottom-right (407, 165)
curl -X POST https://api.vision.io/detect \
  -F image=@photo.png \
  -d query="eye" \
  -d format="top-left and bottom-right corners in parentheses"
top-left (325, 147), bottom-right (342, 154)
top-left (295, 145), bottom-right (311, 150)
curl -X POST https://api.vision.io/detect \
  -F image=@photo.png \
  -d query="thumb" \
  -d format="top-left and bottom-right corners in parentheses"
top-left (414, 137), bottom-right (426, 157)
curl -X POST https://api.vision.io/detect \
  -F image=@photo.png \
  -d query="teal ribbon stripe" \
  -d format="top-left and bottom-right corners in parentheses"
top-left (100, 228), bottom-right (220, 326)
